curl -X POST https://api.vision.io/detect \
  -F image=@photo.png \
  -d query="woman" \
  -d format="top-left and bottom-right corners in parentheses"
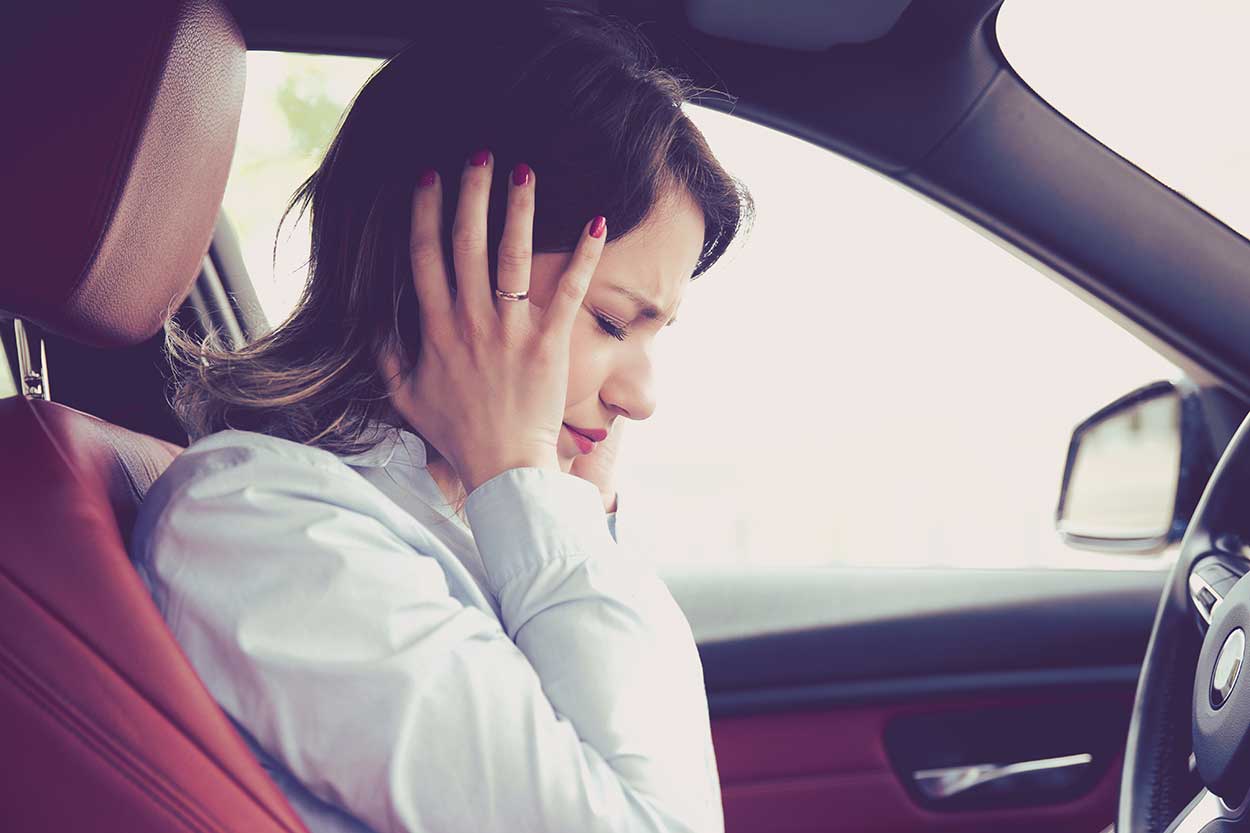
top-left (131, 2), bottom-right (751, 832)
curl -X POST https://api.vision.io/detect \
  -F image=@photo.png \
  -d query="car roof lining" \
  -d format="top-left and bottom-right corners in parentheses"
top-left (684, 0), bottom-right (915, 51)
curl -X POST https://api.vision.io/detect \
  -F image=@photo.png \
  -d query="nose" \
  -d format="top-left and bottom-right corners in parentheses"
top-left (599, 345), bottom-right (657, 422)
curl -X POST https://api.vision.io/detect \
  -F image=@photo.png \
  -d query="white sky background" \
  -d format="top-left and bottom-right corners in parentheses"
top-left (222, 0), bottom-right (1250, 570)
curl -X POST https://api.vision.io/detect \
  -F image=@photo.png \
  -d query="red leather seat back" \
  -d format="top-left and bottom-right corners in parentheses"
top-left (0, 398), bottom-right (309, 832)
top-left (0, 1), bottom-right (312, 830)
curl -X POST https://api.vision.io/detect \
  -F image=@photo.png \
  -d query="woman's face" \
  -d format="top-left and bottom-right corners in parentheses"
top-left (528, 187), bottom-right (706, 470)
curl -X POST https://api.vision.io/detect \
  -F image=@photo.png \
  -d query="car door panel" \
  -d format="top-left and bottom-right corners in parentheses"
top-left (664, 568), bottom-right (1165, 832)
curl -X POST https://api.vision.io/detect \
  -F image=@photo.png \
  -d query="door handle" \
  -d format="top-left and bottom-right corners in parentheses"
top-left (912, 752), bottom-right (1094, 799)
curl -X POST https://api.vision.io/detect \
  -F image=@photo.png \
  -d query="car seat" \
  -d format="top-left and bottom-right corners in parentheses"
top-left (0, 1), bottom-right (310, 830)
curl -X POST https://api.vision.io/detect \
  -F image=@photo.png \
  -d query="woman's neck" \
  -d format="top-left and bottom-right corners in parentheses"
top-left (425, 456), bottom-right (468, 518)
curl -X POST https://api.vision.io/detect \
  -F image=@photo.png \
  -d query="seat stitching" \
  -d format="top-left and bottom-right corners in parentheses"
top-left (0, 627), bottom-right (223, 833)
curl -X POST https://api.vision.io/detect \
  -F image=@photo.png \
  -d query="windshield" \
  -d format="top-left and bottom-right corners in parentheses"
top-left (996, 0), bottom-right (1250, 241)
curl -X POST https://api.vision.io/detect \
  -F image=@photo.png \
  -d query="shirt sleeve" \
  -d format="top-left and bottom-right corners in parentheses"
top-left (134, 444), bottom-right (723, 833)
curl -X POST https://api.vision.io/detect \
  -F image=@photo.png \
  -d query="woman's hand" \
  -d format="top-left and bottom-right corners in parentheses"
top-left (569, 421), bottom-right (625, 512)
top-left (378, 152), bottom-right (607, 495)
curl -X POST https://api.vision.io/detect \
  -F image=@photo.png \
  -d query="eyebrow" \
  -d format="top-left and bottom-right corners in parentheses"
top-left (606, 284), bottom-right (679, 327)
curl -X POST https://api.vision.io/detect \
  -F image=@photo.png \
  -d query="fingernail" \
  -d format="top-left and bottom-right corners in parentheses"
top-left (511, 162), bottom-right (531, 186)
top-left (418, 168), bottom-right (437, 187)
top-left (468, 148), bottom-right (491, 167)
top-left (589, 216), bottom-right (606, 239)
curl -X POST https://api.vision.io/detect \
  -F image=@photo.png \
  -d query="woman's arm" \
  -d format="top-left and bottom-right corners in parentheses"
top-left (134, 438), bottom-right (721, 833)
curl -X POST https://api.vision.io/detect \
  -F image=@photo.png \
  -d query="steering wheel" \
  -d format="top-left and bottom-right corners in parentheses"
top-left (1119, 413), bottom-right (1250, 832)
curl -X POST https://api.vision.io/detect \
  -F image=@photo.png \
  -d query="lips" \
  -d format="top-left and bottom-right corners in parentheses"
top-left (564, 424), bottom-right (608, 442)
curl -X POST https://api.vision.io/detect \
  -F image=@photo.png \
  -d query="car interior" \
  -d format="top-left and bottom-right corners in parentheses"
top-left (5, 1), bottom-right (1250, 832)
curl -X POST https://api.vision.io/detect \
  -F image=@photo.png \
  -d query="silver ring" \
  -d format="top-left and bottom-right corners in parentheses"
top-left (494, 288), bottom-right (529, 301)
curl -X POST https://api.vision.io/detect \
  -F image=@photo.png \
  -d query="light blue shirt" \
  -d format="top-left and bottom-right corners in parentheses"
top-left (129, 423), bottom-right (723, 833)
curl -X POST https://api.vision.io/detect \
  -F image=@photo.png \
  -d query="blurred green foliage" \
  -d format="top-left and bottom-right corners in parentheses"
top-left (276, 67), bottom-right (346, 156)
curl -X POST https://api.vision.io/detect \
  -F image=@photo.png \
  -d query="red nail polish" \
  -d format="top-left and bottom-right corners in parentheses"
top-left (468, 148), bottom-right (491, 167)
top-left (511, 163), bottom-right (531, 186)
top-left (418, 168), bottom-right (437, 187)
top-left (589, 216), bottom-right (606, 239)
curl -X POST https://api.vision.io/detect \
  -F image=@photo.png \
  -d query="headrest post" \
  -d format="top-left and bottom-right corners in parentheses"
top-left (14, 319), bottom-right (50, 401)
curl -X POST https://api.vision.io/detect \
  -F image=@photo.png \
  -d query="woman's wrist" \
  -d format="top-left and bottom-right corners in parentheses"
top-left (461, 451), bottom-right (561, 495)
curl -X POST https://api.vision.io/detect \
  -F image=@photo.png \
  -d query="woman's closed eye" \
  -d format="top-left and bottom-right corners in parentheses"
top-left (593, 312), bottom-right (628, 341)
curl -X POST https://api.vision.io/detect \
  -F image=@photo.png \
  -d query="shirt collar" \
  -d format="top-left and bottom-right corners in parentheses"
top-left (337, 421), bottom-right (429, 469)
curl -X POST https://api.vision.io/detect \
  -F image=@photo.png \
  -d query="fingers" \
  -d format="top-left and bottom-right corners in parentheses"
top-left (409, 169), bottom-right (452, 339)
top-left (415, 152), bottom-right (603, 351)
top-left (496, 162), bottom-right (535, 323)
top-left (542, 215), bottom-right (606, 339)
top-left (451, 148), bottom-right (495, 324)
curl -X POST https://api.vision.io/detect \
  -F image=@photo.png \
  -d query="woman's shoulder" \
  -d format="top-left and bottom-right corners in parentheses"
top-left (134, 429), bottom-right (383, 547)
top-left (176, 428), bottom-right (351, 475)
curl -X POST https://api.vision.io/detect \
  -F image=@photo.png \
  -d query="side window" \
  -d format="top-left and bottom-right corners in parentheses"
top-left (628, 107), bottom-right (1177, 571)
top-left (223, 53), bottom-right (382, 322)
top-left (223, 52), bottom-right (1180, 571)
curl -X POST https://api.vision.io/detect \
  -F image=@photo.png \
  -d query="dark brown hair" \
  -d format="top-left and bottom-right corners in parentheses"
top-left (167, 0), bottom-right (753, 459)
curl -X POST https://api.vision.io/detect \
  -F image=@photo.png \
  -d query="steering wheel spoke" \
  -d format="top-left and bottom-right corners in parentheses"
top-left (1162, 788), bottom-right (1247, 832)
top-left (1190, 557), bottom-right (1247, 627)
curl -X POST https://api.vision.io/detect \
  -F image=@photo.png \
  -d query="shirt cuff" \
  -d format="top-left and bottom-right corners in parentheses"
top-left (463, 467), bottom-right (619, 594)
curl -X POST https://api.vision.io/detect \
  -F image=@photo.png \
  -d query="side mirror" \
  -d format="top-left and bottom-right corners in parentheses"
top-left (1056, 379), bottom-right (1215, 554)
